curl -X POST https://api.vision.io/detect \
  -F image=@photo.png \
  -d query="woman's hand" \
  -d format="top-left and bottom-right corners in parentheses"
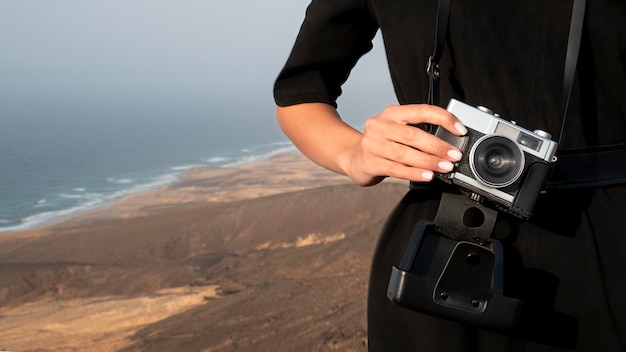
top-left (275, 102), bottom-right (467, 187)
top-left (347, 104), bottom-right (467, 186)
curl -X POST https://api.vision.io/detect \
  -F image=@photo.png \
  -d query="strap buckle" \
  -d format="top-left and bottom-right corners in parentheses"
top-left (426, 55), bottom-right (440, 80)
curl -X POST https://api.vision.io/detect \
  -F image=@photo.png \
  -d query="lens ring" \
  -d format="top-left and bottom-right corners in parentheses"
top-left (469, 134), bottom-right (525, 188)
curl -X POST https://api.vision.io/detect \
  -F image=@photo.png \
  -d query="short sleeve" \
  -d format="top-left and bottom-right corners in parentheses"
top-left (273, 0), bottom-right (379, 108)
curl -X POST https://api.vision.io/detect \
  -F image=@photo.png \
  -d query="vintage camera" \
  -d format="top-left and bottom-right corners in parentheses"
top-left (434, 99), bottom-right (559, 219)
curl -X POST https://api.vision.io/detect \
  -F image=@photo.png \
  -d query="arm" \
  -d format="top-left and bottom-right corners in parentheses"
top-left (276, 102), bottom-right (467, 187)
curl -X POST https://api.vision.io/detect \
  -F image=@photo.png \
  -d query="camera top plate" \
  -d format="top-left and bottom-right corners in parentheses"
top-left (446, 99), bottom-right (558, 162)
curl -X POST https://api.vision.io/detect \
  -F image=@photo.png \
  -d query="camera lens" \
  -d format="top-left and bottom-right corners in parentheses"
top-left (469, 135), bottom-right (524, 187)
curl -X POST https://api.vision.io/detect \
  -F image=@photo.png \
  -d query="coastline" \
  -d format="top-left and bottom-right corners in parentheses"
top-left (2, 151), bottom-right (353, 236)
top-left (0, 142), bottom-right (300, 235)
top-left (0, 149), bottom-right (409, 351)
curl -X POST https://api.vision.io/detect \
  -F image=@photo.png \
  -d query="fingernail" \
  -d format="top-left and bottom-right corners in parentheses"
top-left (447, 149), bottom-right (463, 161)
top-left (422, 171), bottom-right (434, 180)
top-left (455, 122), bottom-right (468, 135)
top-left (438, 161), bottom-right (454, 172)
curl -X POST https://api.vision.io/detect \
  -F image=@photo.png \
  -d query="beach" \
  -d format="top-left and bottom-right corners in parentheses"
top-left (0, 152), bottom-right (408, 352)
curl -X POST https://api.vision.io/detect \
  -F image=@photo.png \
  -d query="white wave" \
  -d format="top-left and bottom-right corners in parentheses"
top-left (33, 199), bottom-right (49, 208)
top-left (202, 142), bottom-right (297, 169)
top-left (271, 141), bottom-right (293, 146)
top-left (74, 187), bottom-right (86, 192)
top-left (59, 192), bottom-right (103, 200)
top-left (170, 164), bottom-right (201, 171)
top-left (106, 173), bottom-right (179, 200)
top-left (0, 195), bottom-right (108, 233)
top-left (107, 177), bottom-right (133, 184)
top-left (203, 156), bottom-right (232, 164)
top-left (59, 193), bottom-right (86, 199)
top-left (222, 145), bottom-right (298, 167)
top-left (0, 219), bottom-right (11, 224)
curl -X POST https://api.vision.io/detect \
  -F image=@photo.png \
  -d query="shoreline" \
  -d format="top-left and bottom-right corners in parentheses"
top-left (0, 144), bottom-right (300, 236)
top-left (2, 151), bottom-right (356, 236)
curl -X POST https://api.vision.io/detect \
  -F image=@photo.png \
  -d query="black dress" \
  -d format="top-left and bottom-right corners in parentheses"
top-left (274, 0), bottom-right (626, 350)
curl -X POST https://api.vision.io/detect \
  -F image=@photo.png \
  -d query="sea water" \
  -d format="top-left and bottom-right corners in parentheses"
top-left (0, 109), bottom-right (294, 234)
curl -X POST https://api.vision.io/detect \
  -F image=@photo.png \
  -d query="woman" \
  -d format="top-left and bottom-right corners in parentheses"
top-left (273, 0), bottom-right (626, 350)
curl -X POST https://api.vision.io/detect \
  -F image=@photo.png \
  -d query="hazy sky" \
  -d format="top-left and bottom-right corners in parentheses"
top-left (0, 0), bottom-right (396, 128)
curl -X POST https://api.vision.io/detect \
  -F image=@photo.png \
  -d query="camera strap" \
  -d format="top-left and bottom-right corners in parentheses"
top-left (426, 0), bottom-right (451, 106)
top-left (426, 0), bottom-right (587, 126)
top-left (558, 0), bottom-right (587, 144)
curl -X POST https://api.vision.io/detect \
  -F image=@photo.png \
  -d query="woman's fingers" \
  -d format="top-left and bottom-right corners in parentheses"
top-left (348, 104), bottom-right (467, 184)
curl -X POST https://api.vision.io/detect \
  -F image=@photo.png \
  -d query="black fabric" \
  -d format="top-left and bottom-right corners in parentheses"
top-left (273, 0), bottom-right (626, 350)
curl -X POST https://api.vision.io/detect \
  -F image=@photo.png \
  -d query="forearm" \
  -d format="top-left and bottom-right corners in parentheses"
top-left (276, 102), bottom-right (466, 187)
top-left (276, 103), bottom-right (364, 180)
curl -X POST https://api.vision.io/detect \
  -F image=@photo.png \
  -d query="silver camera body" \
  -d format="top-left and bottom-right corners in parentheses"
top-left (434, 99), bottom-right (559, 219)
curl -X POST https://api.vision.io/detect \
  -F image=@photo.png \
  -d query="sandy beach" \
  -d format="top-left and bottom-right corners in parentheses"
top-left (0, 152), bottom-right (408, 351)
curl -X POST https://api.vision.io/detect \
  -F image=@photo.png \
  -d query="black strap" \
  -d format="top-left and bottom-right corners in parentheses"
top-left (426, 0), bottom-right (451, 106)
top-left (426, 0), bottom-right (586, 130)
top-left (547, 143), bottom-right (626, 189)
top-left (557, 0), bottom-right (587, 144)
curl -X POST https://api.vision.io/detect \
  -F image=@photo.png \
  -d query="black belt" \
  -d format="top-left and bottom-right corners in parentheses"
top-left (409, 143), bottom-right (626, 191)
top-left (547, 143), bottom-right (626, 190)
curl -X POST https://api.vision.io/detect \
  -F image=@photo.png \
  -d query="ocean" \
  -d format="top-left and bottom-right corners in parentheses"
top-left (0, 0), bottom-right (395, 235)
top-left (0, 110), bottom-right (294, 234)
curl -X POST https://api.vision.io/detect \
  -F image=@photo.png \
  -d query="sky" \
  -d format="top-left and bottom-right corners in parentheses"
top-left (0, 0), bottom-right (396, 131)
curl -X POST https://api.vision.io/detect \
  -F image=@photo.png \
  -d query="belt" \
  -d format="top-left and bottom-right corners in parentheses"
top-left (408, 143), bottom-right (626, 191)
top-left (547, 143), bottom-right (626, 190)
